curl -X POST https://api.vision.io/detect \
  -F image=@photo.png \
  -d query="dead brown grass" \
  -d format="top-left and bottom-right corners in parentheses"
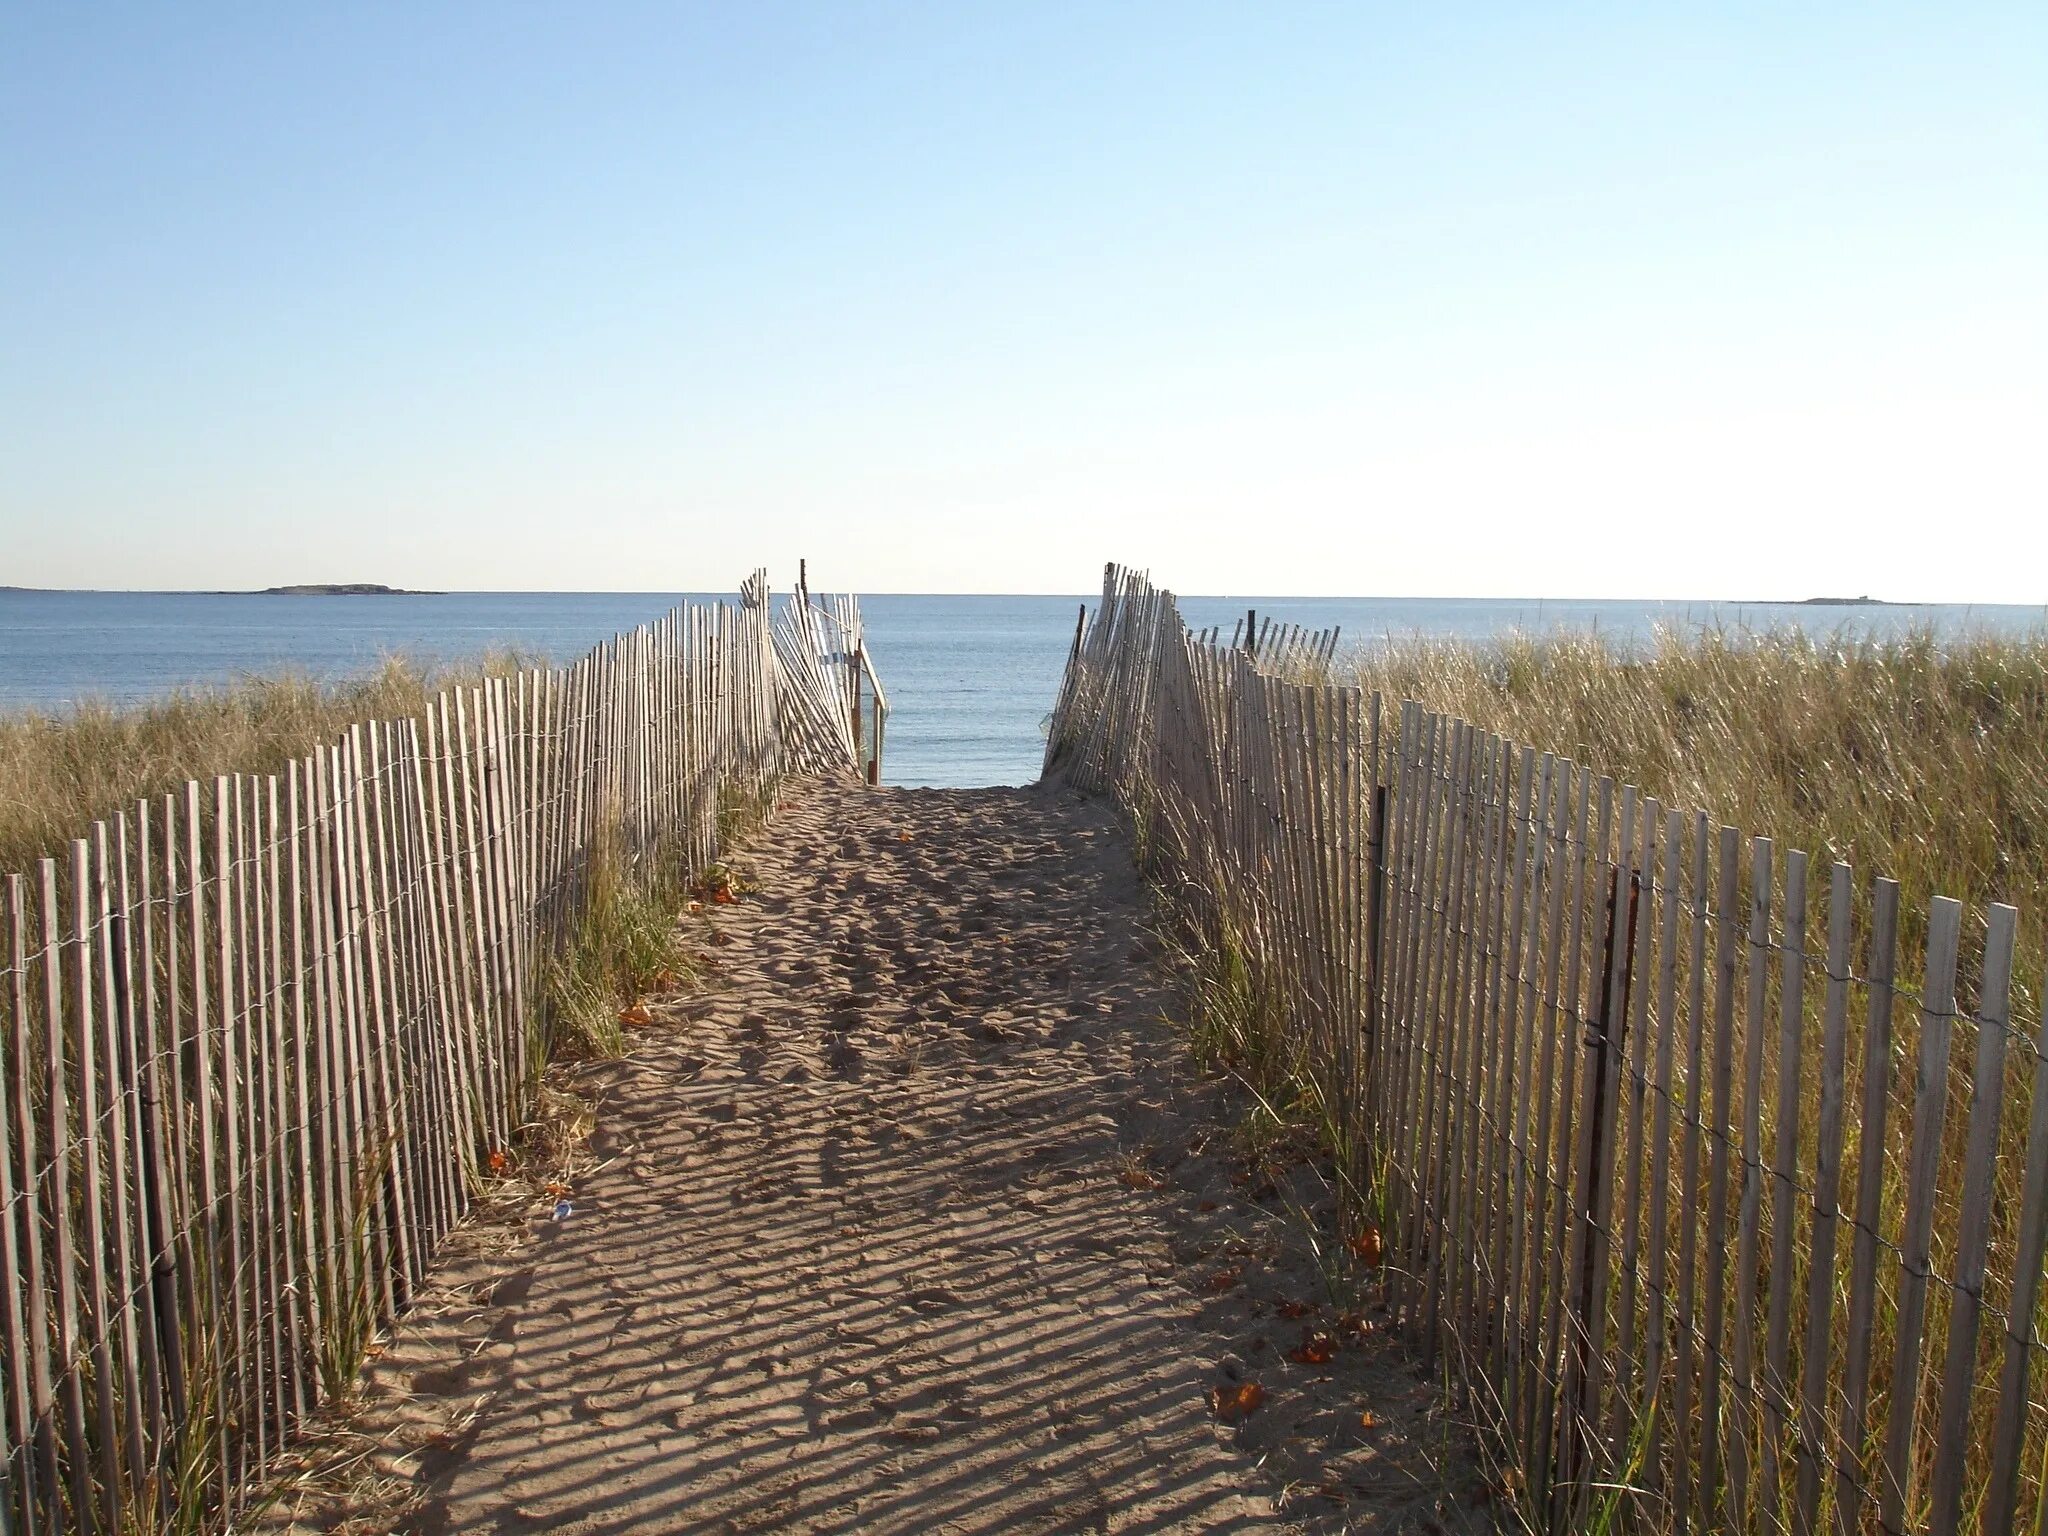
top-left (0, 653), bottom-right (534, 876)
top-left (1353, 624), bottom-right (2048, 987)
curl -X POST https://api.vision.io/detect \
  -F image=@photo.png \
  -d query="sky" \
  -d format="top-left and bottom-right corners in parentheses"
top-left (3, 5), bottom-right (2044, 600)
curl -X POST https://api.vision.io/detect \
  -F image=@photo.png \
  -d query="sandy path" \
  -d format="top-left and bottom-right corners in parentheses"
top-left (274, 781), bottom-right (1488, 1534)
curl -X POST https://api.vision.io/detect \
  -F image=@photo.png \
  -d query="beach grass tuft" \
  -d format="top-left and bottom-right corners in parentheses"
top-left (0, 653), bottom-right (536, 877)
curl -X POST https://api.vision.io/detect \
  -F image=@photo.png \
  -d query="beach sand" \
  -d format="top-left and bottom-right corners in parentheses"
top-left (260, 779), bottom-right (1488, 1534)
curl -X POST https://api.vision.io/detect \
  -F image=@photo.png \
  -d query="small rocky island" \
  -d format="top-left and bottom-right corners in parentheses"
top-left (258, 583), bottom-right (433, 596)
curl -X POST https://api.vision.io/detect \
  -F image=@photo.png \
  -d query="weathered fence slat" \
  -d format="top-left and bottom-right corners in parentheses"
top-left (1836, 878), bottom-right (1901, 1536)
top-left (1792, 862), bottom-right (1855, 1536)
top-left (1879, 897), bottom-right (1964, 1536)
top-left (1926, 902), bottom-right (2018, 1534)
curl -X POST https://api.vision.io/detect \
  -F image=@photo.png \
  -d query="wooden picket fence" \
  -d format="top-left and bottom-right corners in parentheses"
top-left (774, 565), bottom-right (888, 787)
top-left (1046, 562), bottom-right (2048, 1535)
top-left (0, 572), bottom-right (881, 1533)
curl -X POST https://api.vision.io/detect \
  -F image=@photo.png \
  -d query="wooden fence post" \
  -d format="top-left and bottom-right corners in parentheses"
top-left (1363, 778), bottom-right (1390, 1167)
top-left (1563, 862), bottom-right (1641, 1518)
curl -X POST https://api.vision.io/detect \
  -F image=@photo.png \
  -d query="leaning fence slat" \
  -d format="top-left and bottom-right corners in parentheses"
top-left (1758, 847), bottom-right (1808, 1532)
top-left (1609, 795), bottom-right (1659, 1456)
top-left (282, 765), bottom-right (317, 1419)
top-left (183, 780), bottom-right (229, 1504)
top-left (1670, 812), bottom-right (1711, 1529)
top-left (1519, 758), bottom-right (1574, 1481)
top-left (1924, 902), bottom-right (2017, 1535)
top-left (1727, 836), bottom-right (1773, 1530)
top-left (1835, 877), bottom-right (1900, 1536)
top-left (1635, 810), bottom-right (1675, 1492)
top-left (1532, 770), bottom-right (1599, 1512)
top-left (100, 821), bottom-right (155, 1490)
top-left (1878, 896), bottom-right (1964, 1536)
top-left (251, 776), bottom-right (292, 1443)
top-left (1793, 862), bottom-right (1855, 1535)
top-left (39, 858), bottom-right (95, 1529)
top-left (1697, 826), bottom-right (1743, 1527)
top-left (1486, 746), bottom-right (1538, 1413)
top-left (0, 879), bottom-right (48, 1529)
top-left (70, 836), bottom-right (127, 1513)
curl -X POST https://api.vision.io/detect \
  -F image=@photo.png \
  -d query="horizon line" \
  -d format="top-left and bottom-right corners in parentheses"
top-left (4, 584), bottom-right (2046, 609)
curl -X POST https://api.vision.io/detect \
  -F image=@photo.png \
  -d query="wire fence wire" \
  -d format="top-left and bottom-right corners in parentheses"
top-left (0, 571), bottom-right (880, 1534)
top-left (1045, 561), bottom-right (2048, 1536)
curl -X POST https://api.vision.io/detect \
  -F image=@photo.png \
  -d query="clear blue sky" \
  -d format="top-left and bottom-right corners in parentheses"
top-left (4, 4), bottom-right (2043, 598)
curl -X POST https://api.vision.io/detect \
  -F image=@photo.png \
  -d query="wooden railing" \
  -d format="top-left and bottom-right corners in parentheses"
top-left (0, 569), bottom-right (879, 1532)
top-left (1046, 561), bottom-right (2048, 1536)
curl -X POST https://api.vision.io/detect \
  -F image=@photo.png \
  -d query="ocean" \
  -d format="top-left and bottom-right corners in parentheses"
top-left (2, 589), bottom-right (2041, 789)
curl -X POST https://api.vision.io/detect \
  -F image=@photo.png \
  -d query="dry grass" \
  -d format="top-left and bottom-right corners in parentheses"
top-left (0, 653), bottom-right (535, 877)
top-left (1352, 624), bottom-right (2048, 987)
top-left (542, 837), bottom-right (696, 1061)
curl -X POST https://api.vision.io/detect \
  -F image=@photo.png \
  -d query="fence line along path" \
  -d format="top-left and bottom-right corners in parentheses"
top-left (0, 571), bottom-right (885, 1535)
top-left (1044, 560), bottom-right (2048, 1536)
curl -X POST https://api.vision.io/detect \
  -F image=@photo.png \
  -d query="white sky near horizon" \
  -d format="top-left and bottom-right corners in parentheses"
top-left (3, 5), bottom-right (2044, 602)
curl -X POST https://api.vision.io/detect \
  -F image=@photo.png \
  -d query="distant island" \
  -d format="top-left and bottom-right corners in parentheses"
top-left (1735, 595), bottom-right (1909, 608)
top-left (1, 583), bottom-right (440, 594)
top-left (256, 583), bottom-right (435, 596)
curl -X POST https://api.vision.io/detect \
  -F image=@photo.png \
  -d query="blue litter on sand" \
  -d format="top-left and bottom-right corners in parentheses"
top-left (552, 1199), bottom-right (572, 1221)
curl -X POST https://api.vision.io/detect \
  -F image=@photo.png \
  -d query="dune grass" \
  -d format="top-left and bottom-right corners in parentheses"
top-left (0, 653), bottom-right (535, 877)
top-left (1351, 624), bottom-right (2048, 987)
top-left (542, 837), bottom-right (697, 1062)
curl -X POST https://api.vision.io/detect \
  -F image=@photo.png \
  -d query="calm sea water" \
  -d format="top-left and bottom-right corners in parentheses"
top-left (2, 590), bottom-right (2041, 789)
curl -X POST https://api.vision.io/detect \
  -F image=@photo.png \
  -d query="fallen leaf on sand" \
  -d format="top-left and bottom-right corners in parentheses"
top-left (651, 967), bottom-right (681, 991)
top-left (1119, 1166), bottom-right (1165, 1190)
top-left (1288, 1329), bottom-right (1336, 1366)
top-left (619, 1004), bottom-right (655, 1027)
top-left (486, 1148), bottom-right (511, 1176)
top-left (712, 887), bottom-right (737, 904)
top-left (1359, 1410), bottom-right (1380, 1429)
top-left (1206, 1266), bottom-right (1243, 1293)
top-left (1350, 1225), bottom-right (1384, 1268)
top-left (544, 1179), bottom-right (572, 1198)
top-left (1209, 1381), bottom-right (1265, 1422)
top-left (1276, 1300), bottom-right (1313, 1320)
top-left (899, 831), bottom-right (913, 842)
